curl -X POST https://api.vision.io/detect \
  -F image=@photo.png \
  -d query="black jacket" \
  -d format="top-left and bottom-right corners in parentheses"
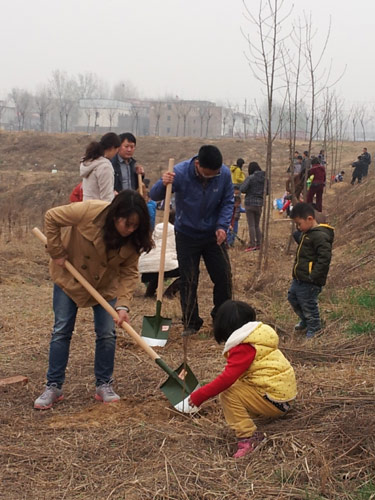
top-left (292, 224), bottom-right (334, 286)
top-left (240, 170), bottom-right (266, 207)
top-left (111, 154), bottom-right (140, 193)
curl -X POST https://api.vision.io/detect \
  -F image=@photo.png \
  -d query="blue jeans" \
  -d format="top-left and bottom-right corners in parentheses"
top-left (46, 285), bottom-right (116, 388)
top-left (287, 279), bottom-right (322, 334)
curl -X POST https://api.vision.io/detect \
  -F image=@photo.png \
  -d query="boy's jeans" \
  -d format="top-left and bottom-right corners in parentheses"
top-left (287, 279), bottom-right (322, 334)
top-left (46, 284), bottom-right (116, 388)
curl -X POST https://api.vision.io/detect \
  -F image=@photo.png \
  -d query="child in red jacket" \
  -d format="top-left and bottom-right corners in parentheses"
top-left (189, 300), bottom-right (297, 458)
top-left (306, 157), bottom-right (326, 211)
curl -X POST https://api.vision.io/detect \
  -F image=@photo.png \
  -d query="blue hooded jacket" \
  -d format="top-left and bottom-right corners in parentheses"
top-left (149, 156), bottom-right (234, 239)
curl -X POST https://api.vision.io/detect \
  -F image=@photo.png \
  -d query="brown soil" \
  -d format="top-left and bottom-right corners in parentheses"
top-left (1, 131), bottom-right (375, 499)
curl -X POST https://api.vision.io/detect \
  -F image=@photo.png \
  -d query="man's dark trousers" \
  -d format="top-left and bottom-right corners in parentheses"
top-left (175, 231), bottom-right (232, 331)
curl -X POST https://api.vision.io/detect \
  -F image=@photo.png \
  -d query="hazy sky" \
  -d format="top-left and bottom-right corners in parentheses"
top-left (1, 0), bottom-right (373, 109)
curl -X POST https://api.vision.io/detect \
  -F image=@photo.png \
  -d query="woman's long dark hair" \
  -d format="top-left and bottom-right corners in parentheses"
top-left (248, 161), bottom-right (261, 175)
top-left (82, 132), bottom-right (120, 162)
top-left (102, 190), bottom-right (153, 253)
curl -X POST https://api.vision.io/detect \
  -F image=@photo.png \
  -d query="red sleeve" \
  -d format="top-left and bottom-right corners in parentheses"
top-left (190, 344), bottom-right (256, 407)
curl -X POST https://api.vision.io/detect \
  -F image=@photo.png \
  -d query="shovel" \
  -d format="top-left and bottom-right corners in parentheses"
top-left (32, 227), bottom-right (199, 413)
top-left (141, 158), bottom-right (174, 347)
top-left (138, 172), bottom-right (143, 196)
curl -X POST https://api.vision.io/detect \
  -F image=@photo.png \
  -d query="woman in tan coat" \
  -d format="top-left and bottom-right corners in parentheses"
top-left (34, 190), bottom-right (153, 410)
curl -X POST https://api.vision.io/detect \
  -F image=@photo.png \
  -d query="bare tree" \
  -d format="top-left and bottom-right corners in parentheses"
top-left (130, 105), bottom-right (140, 135)
top-left (304, 13), bottom-right (333, 155)
top-left (107, 108), bottom-right (118, 131)
top-left (226, 103), bottom-right (238, 137)
top-left (49, 70), bottom-right (78, 132)
top-left (9, 88), bottom-right (32, 131)
top-left (152, 101), bottom-right (163, 136)
top-left (35, 86), bottom-right (53, 131)
top-left (222, 107), bottom-right (230, 136)
top-left (198, 105), bottom-right (206, 137)
top-left (179, 102), bottom-right (192, 136)
top-left (173, 100), bottom-right (183, 136)
top-left (112, 80), bottom-right (138, 100)
top-left (358, 104), bottom-right (367, 141)
top-left (243, 0), bottom-right (292, 270)
top-left (205, 106), bottom-right (214, 137)
top-left (77, 72), bottom-right (98, 99)
top-left (0, 99), bottom-right (7, 128)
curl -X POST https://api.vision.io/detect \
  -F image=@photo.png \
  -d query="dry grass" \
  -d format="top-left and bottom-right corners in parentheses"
top-left (1, 134), bottom-right (375, 499)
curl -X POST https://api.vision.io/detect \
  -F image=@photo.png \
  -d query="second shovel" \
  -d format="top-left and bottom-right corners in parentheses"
top-left (141, 158), bottom-right (174, 347)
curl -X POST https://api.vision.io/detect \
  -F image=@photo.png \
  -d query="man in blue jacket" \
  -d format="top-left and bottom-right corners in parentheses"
top-left (150, 145), bottom-right (233, 336)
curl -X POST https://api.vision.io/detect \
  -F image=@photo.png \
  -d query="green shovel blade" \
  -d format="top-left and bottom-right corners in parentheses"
top-left (159, 361), bottom-right (200, 413)
top-left (141, 300), bottom-right (172, 347)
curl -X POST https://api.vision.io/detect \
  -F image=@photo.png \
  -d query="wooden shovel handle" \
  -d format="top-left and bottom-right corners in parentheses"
top-left (32, 227), bottom-right (160, 362)
top-left (156, 158), bottom-right (174, 302)
top-left (138, 173), bottom-right (143, 195)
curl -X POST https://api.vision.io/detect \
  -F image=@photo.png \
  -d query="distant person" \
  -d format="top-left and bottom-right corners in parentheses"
top-left (318, 149), bottom-right (326, 166)
top-left (139, 210), bottom-right (181, 298)
top-left (111, 132), bottom-right (145, 194)
top-left (189, 300), bottom-right (297, 458)
top-left (240, 162), bottom-right (266, 252)
top-left (334, 171), bottom-right (345, 183)
top-left (287, 203), bottom-right (334, 339)
top-left (360, 147), bottom-right (371, 177)
top-left (306, 157), bottom-right (326, 212)
top-left (80, 132), bottom-right (120, 202)
top-left (34, 190), bottom-right (153, 410)
top-left (227, 193), bottom-right (245, 247)
top-left (351, 156), bottom-right (365, 185)
top-left (150, 145), bottom-right (233, 336)
top-left (287, 151), bottom-right (299, 173)
top-left (302, 151), bottom-right (311, 173)
top-left (230, 158), bottom-right (246, 187)
top-left (293, 155), bottom-right (303, 175)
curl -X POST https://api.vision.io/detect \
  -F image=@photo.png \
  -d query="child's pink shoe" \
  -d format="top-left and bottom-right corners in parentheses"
top-left (233, 432), bottom-right (265, 458)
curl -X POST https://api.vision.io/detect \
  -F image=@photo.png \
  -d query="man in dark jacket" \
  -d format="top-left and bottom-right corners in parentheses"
top-left (351, 156), bottom-right (366, 185)
top-left (150, 145), bottom-right (233, 336)
top-left (111, 132), bottom-right (144, 193)
top-left (360, 147), bottom-right (371, 178)
top-left (287, 203), bottom-right (334, 338)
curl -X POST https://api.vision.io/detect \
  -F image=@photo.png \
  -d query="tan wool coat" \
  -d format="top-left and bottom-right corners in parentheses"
top-left (44, 200), bottom-right (140, 309)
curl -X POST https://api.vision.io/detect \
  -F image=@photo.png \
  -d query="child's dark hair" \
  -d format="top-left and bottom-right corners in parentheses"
top-left (248, 161), bottom-right (261, 175)
top-left (82, 132), bottom-right (120, 162)
top-left (290, 202), bottom-right (315, 220)
top-left (311, 157), bottom-right (320, 165)
top-left (214, 300), bottom-right (256, 344)
top-left (234, 194), bottom-right (241, 203)
top-left (103, 190), bottom-right (153, 253)
top-left (198, 145), bottom-right (223, 170)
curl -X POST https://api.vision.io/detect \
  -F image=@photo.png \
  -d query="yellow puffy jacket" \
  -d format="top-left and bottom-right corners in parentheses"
top-left (230, 165), bottom-right (246, 185)
top-left (224, 322), bottom-right (297, 402)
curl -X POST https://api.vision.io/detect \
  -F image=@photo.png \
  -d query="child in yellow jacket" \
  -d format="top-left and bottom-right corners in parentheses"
top-left (190, 300), bottom-right (297, 458)
top-left (230, 158), bottom-right (246, 186)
